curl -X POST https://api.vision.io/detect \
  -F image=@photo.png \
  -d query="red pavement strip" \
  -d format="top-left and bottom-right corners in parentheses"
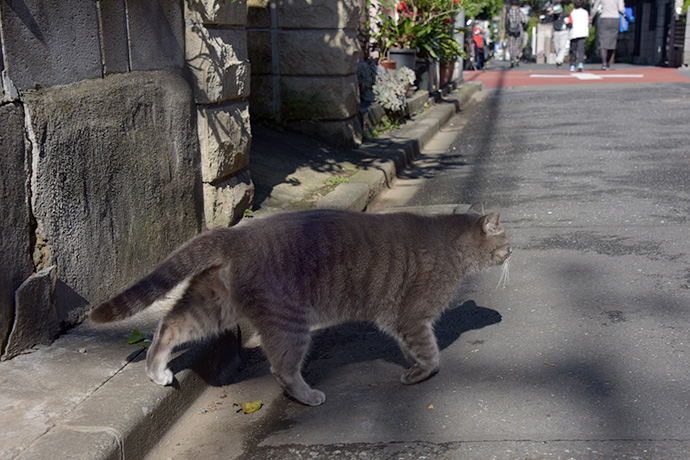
top-left (464, 67), bottom-right (690, 88)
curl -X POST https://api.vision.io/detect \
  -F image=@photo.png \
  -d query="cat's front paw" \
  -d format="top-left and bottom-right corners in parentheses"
top-left (147, 367), bottom-right (174, 386)
top-left (400, 365), bottom-right (439, 385)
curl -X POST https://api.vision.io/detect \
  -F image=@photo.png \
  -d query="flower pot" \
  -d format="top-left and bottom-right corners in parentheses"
top-left (378, 59), bottom-right (397, 70)
top-left (389, 48), bottom-right (417, 72)
top-left (439, 61), bottom-right (455, 87)
top-left (415, 58), bottom-right (437, 93)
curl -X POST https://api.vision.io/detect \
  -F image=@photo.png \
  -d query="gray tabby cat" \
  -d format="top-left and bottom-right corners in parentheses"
top-left (91, 203), bottom-right (511, 406)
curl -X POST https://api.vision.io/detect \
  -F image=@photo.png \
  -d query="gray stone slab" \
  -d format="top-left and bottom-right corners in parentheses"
top-left (203, 170), bottom-right (255, 227)
top-left (280, 74), bottom-right (359, 120)
top-left (247, 0), bottom-right (271, 28)
top-left (126, 0), bottom-right (184, 71)
top-left (14, 426), bottom-right (121, 460)
top-left (60, 346), bottom-right (210, 460)
top-left (197, 102), bottom-right (251, 183)
top-left (186, 26), bottom-right (250, 104)
top-left (0, 102), bottom-right (33, 357)
top-left (278, 30), bottom-right (359, 76)
top-left (98, 0), bottom-right (130, 74)
top-left (246, 30), bottom-right (272, 75)
top-left (4, 267), bottom-right (59, 360)
top-left (316, 181), bottom-right (369, 211)
top-left (186, 0), bottom-right (248, 26)
top-left (0, 311), bottom-right (154, 460)
top-left (277, 0), bottom-right (359, 29)
top-left (23, 69), bottom-right (201, 326)
top-left (0, 0), bottom-right (102, 89)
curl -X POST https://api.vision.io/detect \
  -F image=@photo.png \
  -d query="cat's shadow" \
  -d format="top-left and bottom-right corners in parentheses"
top-left (308, 299), bottom-right (501, 369)
top-left (190, 299), bottom-right (501, 388)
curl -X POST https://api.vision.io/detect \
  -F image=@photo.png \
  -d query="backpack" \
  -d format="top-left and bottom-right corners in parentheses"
top-left (554, 16), bottom-right (566, 31)
top-left (507, 17), bottom-right (522, 36)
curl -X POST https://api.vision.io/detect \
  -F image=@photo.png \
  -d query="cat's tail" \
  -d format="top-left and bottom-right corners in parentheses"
top-left (90, 228), bottom-right (232, 323)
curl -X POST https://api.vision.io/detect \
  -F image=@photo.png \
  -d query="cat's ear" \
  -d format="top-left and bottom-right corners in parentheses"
top-left (467, 202), bottom-right (484, 216)
top-left (480, 212), bottom-right (501, 235)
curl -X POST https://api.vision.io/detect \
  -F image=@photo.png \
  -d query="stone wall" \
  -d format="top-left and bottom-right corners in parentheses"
top-left (0, 0), bottom-right (252, 359)
top-left (185, 0), bottom-right (254, 227)
top-left (247, 0), bottom-right (362, 147)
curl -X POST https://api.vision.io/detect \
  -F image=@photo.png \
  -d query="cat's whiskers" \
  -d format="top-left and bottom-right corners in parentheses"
top-left (496, 258), bottom-right (510, 289)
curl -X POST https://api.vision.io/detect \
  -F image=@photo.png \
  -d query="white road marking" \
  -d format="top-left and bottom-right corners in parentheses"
top-left (529, 73), bottom-right (645, 80)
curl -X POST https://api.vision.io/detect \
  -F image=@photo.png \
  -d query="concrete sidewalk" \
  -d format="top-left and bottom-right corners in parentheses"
top-left (0, 80), bottom-right (481, 460)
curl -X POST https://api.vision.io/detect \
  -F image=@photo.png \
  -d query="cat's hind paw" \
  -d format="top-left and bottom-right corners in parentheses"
top-left (292, 389), bottom-right (326, 406)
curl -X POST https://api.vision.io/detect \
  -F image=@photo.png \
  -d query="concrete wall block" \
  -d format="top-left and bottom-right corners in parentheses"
top-left (185, 0), bottom-right (248, 25)
top-left (247, 30), bottom-right (273, 75)
top-left (186, 25), bottom-right (250, 104)
top-left (3, 267), bottom-right (59, 360)
top-left (0, 0), bottom-right (102, 90)
top-left (0, 103), bottom-right (34, 356)
top-left (23, 70), bottom-right (201, 324)
top-left (287, 115), bottom-right (363, 148)
top-left (247, 0), bottom-right (271, 28)
top-left (278, 0), bottom-right (359, 30)
top-left (203, 170), bottom-right (254, 227)
top-left (2, 70), bottom-right (21, 103)
top-left (198, 101), bottom-right (252, 183)
top-left (126, 0), bottom-right (184, 71)
top-left (98, 0), bottom-right (130, 74)
top-left (279, 29), bottom-right (360, 76)
top-left (248, 75), bottom-right (276, 119)
top-left (281, 74), bottom-right (359, 121)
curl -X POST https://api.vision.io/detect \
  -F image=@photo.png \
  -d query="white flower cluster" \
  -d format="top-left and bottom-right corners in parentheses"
top-left (372, 66), bottom-right (416, 113)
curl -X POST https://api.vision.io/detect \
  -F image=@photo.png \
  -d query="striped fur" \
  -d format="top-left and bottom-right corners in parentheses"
top-left (90, 204), bottom-right (511, 406)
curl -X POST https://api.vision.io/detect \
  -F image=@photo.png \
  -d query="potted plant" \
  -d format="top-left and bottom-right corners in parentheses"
top-left (368, 0), bottom-right (463, 69)
top-left (368, 0), bottom-right (462, 86)
top-left (436, 21), bottom-right (465, 87)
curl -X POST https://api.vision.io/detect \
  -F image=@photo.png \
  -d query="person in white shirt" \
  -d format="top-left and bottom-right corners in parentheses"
top-left (566, 0), bottom-right (590, 72)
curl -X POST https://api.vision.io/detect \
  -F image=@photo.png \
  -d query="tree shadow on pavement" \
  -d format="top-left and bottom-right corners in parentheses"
top-left (250, 123), bottom-right (380, 210)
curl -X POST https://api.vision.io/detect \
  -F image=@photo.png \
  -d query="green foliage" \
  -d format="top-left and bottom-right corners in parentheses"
top-left (128, 330), bottom-right (151, 348)
top-left (368, 0), bottom-right (464, 60)
top-left (682, 0), bottom-right (689, 14)
top-left (464, 0), bottom-right (502, 20)
top-left (368, 116), bottom-right (405, 138)
top-left (324, 176), bottom-right (350, 187)
top-left (526, 15), bottom-right (540, 44)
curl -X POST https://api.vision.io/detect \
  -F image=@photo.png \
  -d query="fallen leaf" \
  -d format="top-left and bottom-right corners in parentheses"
top-left (428, 404), bottom-right (435, 409)
top-left (234, 400), bottom-right (263, 414)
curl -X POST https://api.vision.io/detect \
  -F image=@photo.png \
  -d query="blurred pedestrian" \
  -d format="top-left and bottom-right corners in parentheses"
top-left (566, 0), bottom-right (589, 72)
top-left (550, 4), bottom-right (569, 68)
top-left (505, 0), bottom-right (527, 68)
top-left (592, 0), bottom-right (625, 69)
top-left (472, 27), bottom-right (486, 69)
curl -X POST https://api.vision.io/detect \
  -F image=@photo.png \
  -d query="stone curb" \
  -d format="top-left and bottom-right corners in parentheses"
top-left (316, 80), bottom-right (482, 212)
top-left (6, 79), bottom-right (481, 460)
top-left (13, 331), bottom-right (237, 460)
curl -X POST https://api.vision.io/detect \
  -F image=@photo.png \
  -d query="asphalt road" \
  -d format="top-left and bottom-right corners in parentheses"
top-left (146, 78), bottom-right (690, 460)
